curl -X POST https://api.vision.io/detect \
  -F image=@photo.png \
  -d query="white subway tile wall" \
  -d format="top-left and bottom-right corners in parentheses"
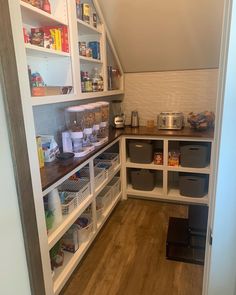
top-left (123, 69), bottom-right (218, 126)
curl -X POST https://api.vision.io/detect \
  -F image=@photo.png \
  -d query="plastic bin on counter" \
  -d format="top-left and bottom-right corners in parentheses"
top-left (107, 177), bottom-right (121, 200)
top-left (59, 178), bottom-right (91, 211)
top-left (79, 167), bottom-right (106, 190)
top-left (95, 153), bottom-right (120, 169)
top-left (95, 161), bottom-right (113, 178)
top-left (97, 186), bottom-right (113, 210)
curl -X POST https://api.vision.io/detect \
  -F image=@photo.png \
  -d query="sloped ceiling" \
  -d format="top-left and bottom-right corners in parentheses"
top-left (98, 0), bottom-right (225, 72)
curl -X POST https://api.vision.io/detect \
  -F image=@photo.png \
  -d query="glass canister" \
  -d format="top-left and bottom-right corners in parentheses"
top-left (65, 106), bottom-right (85, 153)
top-left (90, 103), bottom-right (102, 144)
top-left (97, 101), bottom-right (109, 138)
top-left (83, 104), bottom-right (95, 147)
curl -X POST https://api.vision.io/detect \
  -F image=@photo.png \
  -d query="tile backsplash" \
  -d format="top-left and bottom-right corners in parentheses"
top-left (123, 69), bottom-right (218, 126)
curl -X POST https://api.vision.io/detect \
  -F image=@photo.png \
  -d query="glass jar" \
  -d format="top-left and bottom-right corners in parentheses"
top-left (97, 101), bottom-right (109, 138)
top-left (83, 104), bottom-right (95, 147)
top-left (65, 106), bottom-right (85, 153)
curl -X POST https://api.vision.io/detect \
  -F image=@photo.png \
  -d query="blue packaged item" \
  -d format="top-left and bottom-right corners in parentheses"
top-left (88, 42), bottom-right (100, 60)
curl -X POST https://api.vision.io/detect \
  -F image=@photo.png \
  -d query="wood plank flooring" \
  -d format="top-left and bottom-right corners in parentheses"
top-left (61, 199), bottom-right (203, 295)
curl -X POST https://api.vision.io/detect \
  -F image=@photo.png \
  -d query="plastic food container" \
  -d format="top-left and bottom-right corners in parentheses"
top-left (97, 101), bottom-right (109, 138)
top-left (83, 104), bottom-right (95, 147)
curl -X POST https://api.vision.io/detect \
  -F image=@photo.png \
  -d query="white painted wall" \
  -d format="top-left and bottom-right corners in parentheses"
top-left (123, 69), bottom-right (218, 126)
top-left (0, 78), bottom-right (31, 294)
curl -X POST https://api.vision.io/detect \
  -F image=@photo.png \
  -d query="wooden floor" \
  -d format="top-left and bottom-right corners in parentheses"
top-left (61, 199), bottom-right (203, 295)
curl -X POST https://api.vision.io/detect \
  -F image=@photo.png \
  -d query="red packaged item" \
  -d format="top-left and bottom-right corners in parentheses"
top-left (23, 28), bottom-right (30, 43)
top-left (60, 26), bottom-right (69, 53)
top-left (42, 0), bottom-right (51, 14)
top-left (31, 28), bottom-right (44, 47)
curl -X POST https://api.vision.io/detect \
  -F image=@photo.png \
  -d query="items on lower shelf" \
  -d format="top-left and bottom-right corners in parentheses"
top-left (166, 205), bottom-right (208, 265)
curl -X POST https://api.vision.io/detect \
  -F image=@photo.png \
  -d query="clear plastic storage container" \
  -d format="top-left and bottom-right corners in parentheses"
top-left (97, 101), bottom-right (109, 138)
top-left (83, 104), bottom-right (95, 147)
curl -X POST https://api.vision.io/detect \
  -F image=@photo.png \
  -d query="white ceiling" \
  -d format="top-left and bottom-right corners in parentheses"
top-left (98, 0), bottom-right (225, 72)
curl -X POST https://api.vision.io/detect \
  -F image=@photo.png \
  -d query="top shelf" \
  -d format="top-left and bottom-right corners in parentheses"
top-left (77, 19), bottom-right (102, 35)
top-left (20, 1), bottom-right (68, 26)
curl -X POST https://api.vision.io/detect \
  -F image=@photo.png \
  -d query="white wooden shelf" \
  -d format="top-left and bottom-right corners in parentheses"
top-left (167, 188), bottom-right (208, 205)
top-left (77, 19), bottom-right (102, 35)
top-left (53, 233), bottom-right (95, 295)
top-left (48, 194), bottom-right (93, 250)
top-left (53, 192), bottom-right (122, 295)
top-left (20, 1), bottom-right (67, 26)
top-left (31, 94), bottom-right (77, 107)
top-left (25, 43), bottom-right (70, 58)
top-left (127, 185), bottom-right (208, 205)
top-left (95, 164), bottom-right (121, 197)
top-left (126, 158), bottom-right (163, 170)
top-left (127, 184), bottom-right (164, 199)
top-left (97, 192), bottom-right (122, 230)
top-left (79, 55), bottom-right (103, 64)
top-left (167, 165), bottom-right (211, 174)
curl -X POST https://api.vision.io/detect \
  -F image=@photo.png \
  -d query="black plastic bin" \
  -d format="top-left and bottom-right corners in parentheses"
top-left (131, 169), bottom-right (155, 191)
top-left (179, 173), bottom-right (208, 198)
top-left (180, 144), bottom-right (209, 168)
top-left (129, 141), bottom-right (153, 164)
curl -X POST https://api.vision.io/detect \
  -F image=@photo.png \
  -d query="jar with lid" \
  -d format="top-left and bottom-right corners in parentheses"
top-left (83, 104), bottom-right (95, 147)
top-left (97, 101), bottom-right (109, 138)
top-left (65, 106), bottom-right (85, 153)
top-left (90, 103), bottom-right (102, 144)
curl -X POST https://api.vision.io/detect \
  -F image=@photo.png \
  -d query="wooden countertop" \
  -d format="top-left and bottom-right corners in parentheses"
top-left (40, 126), bottom-right (214, 192)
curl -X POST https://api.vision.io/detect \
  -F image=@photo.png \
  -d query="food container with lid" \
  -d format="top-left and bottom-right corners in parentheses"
top-left (97, 101), bottom-right (109, 139)
top-left (83, 104), bottom-right (95, 147)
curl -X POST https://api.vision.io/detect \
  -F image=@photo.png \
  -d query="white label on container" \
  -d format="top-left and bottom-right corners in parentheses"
top-left (84, 128), bottom-right (92, 135)
top-left (100, 121), bottom-right (108, 127)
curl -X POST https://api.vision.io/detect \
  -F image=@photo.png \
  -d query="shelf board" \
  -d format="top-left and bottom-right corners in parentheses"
top-left (95, 164), bottom-right (121, 197)
top-left (127, 185), bottom-right (208, 205)
top-left (97, 192), bottom-right (122, 230)
top-left (31, 90), bottom-right (124, 106)
top-left (25, 43), bottom-right (70, 58)
top-left (126, 158), bottom-right (163, 170)
top-left (167, 165), bottom-right (211, 174)
top-left (167, 188), bottom-right (209, 205)
top-left (53, 192), bottom-right (122, 295)
top-left (79, 55), bottom-right (103, 64)
top-left (48, 194), bottom-right (93, 250)
top-left (20, 1), bottom-right (67, 26)
top-left (127, 184), bottom-right (164, 199)
top-left (77, 19), bottom-right (102, 35)
top-left (53, 234), bottom-right (95, 295)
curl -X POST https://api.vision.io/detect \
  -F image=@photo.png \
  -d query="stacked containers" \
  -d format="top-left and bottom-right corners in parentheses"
top-left (83, 104), bottom-right (95, 147)
top-left (97, 101), bottom-right (109, 139)
top-left (65, 106), bottom-right (85, 153)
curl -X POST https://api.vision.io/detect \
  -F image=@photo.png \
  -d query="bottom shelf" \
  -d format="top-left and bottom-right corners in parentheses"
top-left (127, 185), bottom-right (208, 205)
top-left (53, 192), bottom-right (122, 295)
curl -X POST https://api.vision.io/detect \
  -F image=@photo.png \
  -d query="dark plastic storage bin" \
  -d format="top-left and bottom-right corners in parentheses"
top-left (129, 141), bottom-right (153, 164)
top-left (180, 144), bottom-right (209, 168)
top-left (179, 174), bottom-right (208, 197)
top-left (131, 169), bottom-right (155, 191)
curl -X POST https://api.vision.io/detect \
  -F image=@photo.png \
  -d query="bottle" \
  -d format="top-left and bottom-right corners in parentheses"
top-left (47, 188), bottom-right (62, 226)
top-left (80, 71), bottom-right (85, 93)
top-left (76, 0), bottom-right (81, 19)
top-left (91, 68), bottom-right (100, 92)
top-left (84, 72), bottom-right (92, 92)
top-left (42, 0), bottom-right (51, 14)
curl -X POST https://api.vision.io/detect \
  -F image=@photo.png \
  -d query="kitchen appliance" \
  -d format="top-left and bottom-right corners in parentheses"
top-left (114, 114), bottom-right (125, 128)
top-left (112, 100), bottom-right (125, 128)
top-left (158, 112), bottom-right (184, 130)
top-left (131, 111), bottom-right (139, 127)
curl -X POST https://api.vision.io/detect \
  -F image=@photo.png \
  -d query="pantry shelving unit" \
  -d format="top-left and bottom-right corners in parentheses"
top-left (122, 136), bottom-right (213, 206)
top-left (8, 1), bottom-right (124, 294)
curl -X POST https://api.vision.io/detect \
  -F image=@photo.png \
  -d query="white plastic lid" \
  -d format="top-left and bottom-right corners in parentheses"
top-left (97, 101), bottom-right (109, 106)
top-left (83, 104), bottom-right (95, 110)
top-left (66, 106), bottom-right (85, 112)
